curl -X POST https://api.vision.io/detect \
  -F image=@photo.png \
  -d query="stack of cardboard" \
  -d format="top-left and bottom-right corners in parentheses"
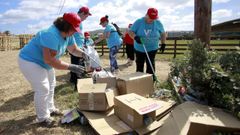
top-left (77, 78), bottom-right (118, 111)
top-left (76, 72), bottom-right (240, 135)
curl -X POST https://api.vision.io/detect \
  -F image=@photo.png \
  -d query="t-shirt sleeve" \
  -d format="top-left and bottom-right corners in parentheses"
top-left (40, 32), bottom-right (59, 51)
top-left (104, 25), bottom-right (112, 33)
top-left (130, 19), bottom-right (140, 33)
top-left (68, 35), bottom-right (76, 46)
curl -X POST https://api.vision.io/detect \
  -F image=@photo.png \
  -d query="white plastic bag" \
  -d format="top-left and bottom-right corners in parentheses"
top-left (83, 46), bottom-right (101, 69)
top-left (92, 70), bottom-right (114, 83)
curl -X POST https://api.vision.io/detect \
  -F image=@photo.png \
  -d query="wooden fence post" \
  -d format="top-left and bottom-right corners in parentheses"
top-left (0, 36), bottom-right (2, 51)
top-left (101, 42), bottom-right (104, 56)
top-left (173, 39), bottom-right (177, 58)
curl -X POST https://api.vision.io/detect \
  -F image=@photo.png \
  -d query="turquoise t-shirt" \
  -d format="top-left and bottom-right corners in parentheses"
top-left (19, 25), bottom-right (76, 70)
top-left (73, 23), bottom-right (84, 48)
top-left (104, 24), bottom-right (122, 48)
top-left (85, 38), bottom-right (94, 46)
top-left (130, 17), bottom-right (165, 52)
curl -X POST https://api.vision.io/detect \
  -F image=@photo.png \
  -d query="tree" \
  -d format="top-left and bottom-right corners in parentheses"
top-left (3, 30), bottom-right (11, 35)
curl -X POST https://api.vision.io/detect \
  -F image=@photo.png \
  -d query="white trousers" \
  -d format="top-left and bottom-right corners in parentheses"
top-left (18, 57), bottom-right (56, 122)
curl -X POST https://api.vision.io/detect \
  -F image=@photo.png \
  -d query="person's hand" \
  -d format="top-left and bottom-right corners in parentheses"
top-left (68, 64), bottom-right (86, 74)
top-left (134, 36), bottom-right (142, 44)
top-left (159, 43), bottom-right (166, 53)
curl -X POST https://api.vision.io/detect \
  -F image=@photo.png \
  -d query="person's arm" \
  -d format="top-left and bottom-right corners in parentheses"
top-left (161, 32), bottom-right (167, 44)
top-left (43, 47), bottom-right (69, 70)
top-left (128, 31), bottom-right (136, 39)
top-left (67, 44), bottom-right (84, 57)
top-left (94, 32), bottom-right (110, 44)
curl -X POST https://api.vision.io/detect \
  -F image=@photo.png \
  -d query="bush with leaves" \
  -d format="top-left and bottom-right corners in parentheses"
top-left (187, 39), bottom-right (209, 90)
top-left (219, 51), bottom-right (240, 74)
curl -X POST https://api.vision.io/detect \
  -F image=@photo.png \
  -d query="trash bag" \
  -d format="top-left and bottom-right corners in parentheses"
top-left (92, 70), bottom-right (113, 83)
top-left (83, 46), bottom-right (101, 70)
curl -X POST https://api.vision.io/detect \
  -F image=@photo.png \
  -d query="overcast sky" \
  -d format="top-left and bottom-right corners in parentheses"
top-left (0, 0), bottom-right (239, 34)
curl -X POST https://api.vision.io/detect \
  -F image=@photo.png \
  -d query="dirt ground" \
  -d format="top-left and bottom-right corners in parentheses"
top-left (0, 50), bottom-right (170, 135)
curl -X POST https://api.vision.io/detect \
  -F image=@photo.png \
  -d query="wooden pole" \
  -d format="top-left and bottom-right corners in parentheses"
top-left (194, 0), bottom-right (212, 47)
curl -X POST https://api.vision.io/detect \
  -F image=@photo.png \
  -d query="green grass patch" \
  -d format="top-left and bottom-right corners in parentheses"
top-left (55, 83), bottom-right (79, 109)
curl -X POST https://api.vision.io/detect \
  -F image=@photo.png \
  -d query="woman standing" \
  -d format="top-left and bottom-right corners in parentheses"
top-left (129, 8), bottom-right (167, 76)
top-left (18, 13), bottom-right (85, 127)
top-left (95, 15), bottom-right (122, 74)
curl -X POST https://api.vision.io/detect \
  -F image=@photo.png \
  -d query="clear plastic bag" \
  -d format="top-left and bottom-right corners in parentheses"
top-left (83, 46), bottom-right (101, 70)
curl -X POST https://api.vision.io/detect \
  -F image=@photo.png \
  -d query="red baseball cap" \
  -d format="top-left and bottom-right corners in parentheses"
top-left (99, 16), bottom-right (108, 24)
top-left (147, 8), bottom-right (159, 20)
top-left (84, 32), bottom-right (90, 37)
top-left (78, 6), bottom-right (92, 16)
top-left (63, 12), bottom-right (81, 32)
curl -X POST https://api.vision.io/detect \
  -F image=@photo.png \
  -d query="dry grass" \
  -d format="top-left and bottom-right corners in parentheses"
top-left (0, 50), bottom-right (170, 135)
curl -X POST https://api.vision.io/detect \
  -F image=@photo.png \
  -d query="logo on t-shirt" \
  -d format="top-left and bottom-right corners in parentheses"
top-left (144, 29), bottom-right (151, 36)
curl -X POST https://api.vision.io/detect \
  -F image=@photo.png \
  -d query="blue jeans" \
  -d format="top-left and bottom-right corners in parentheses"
top-left (109, 46), bottom-right (120, 72)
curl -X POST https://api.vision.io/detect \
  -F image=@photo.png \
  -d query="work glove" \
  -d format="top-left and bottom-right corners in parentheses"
top-left (134, 36), bottom-right (142, 44)
top-left (68, 64), bottom-right (86, 74)
top-left (159, 43), bottom-right (166, 53)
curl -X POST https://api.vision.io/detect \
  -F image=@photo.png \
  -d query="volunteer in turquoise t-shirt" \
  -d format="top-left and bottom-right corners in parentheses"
top-left (129, 8), bottom-right (167, 76)
top-left (84, 32), bottom-right (94, 46)
top-left (95, 15), bottom-right (122, 74)
top-left (18, 13), bottom-right (85, 127)
top-left (70, 6), bottom-right (92, 86)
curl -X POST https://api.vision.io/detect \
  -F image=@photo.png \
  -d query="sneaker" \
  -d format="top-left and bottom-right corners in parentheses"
top-left (39, 117), bottom-right (57, 128)
top-left (113, 69), bottom-right (120, 75)
top-left (50, 109), bottom-right (63, 116)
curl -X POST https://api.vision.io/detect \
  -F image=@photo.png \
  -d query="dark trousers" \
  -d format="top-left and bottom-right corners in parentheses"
top-left (126, 44), bottom-right (134, 60)
top-left (135, 49), bottom-right (158, 74)
top-left (70, 54), bottom-right (85, 84)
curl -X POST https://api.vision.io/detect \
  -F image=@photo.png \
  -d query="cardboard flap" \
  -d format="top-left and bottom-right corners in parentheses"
top-left (96, 76), bottom-right (117, 88)
top-left (105, 88), bottom-right (118, 107)
top-left (78, 83), bottom-right (107, 93)
top-left (118, 72), bottom-right (152, 81)
top-left (135, 120), bottom-right (163, 135)
top-left (81, 109), bottom-right (133, 135)
top-left (115, 93), bottom-right (162, 115)
top-left (156, 101), bottom-right (240, 135)
top-left (77, 78), bottom-right (93, 93)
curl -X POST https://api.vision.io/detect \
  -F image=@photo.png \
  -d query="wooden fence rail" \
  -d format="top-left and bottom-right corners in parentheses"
top-left (1, 36), bottom-right (239, 58)
top-left (95, 37), bottom-right (240, 58)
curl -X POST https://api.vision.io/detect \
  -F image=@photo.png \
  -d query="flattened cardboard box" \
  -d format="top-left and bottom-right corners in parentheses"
top-left (78, 83), bottom-right (117, 111)
top-left (114, 93), bottom-right (162, 129)
top-left (82, 109), bottom-right (133, 135)
top-left (156, 101), bottom-right (240, 135)
top-left (117, 72), bottom-right (154, 96)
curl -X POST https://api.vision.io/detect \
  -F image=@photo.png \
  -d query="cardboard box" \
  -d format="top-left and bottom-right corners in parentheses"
top-left (81, 98), bottom-right (175, 135)
top-left (114, 93), bottom-right (162, 129)
top-left (156, 101), bottom-right (240, 135)
top-left (78, 83), bottom-right (117, 111)
top-left (117, 72), bottom-right (154, 96)
top-left (77, 78), bottom-right (93, 90)
top-left (96, 76), bottom-right (117, 89)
